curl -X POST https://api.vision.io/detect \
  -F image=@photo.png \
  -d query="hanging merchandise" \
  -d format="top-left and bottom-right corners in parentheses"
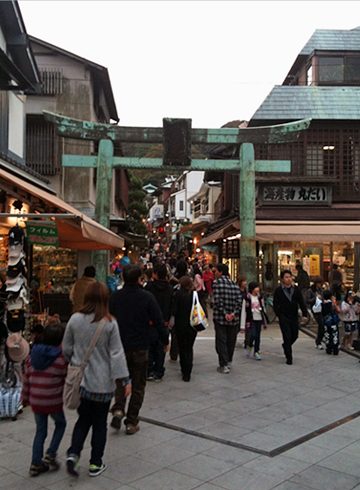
top-left (5, 225), bottom-right (29, 333)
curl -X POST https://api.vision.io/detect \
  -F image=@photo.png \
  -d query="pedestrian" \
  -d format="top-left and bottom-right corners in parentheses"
top-left (193, 265), bottom-right (207, 306)
top-left (202, 265), bottom-right (214, 308)
top-left (69, 265), bottom-right (96, 313)
top-left (213, 263), bottom-right (242, 373)
top-left (237, 275), bottom-right (248, 347)
top-left (244, 281), bottom-right (268, 360)
top-left (331, 264), bottom-right (343, 301)
top-left (21, 320), bottom-right (68, 477)
top-left (273, 270), bottom-right (308, 365)
top-left (169, 259), bottom-right (188, 361)
top-left (306, 276), bottom-right (325, 349)
top-left (322, 290), bottom-right (341, 355)
top-left (143, 267), bottom-right (153, 288)
top-left (109, 265), bottom-right (169, 435)
top-left (341, 290), bottom-right (360, 350)
top-left (62, 282), bottom-right (130, 477)
top-left (145, 263), bottom-right (174, 381)
top-left (171, 276), bottom-right (206, 381)
top-left (295, 263), bottom-right (310, 300)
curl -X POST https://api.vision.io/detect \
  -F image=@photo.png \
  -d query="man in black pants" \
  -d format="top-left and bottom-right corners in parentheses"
top-left (273, 270), bottom-right (308, 365)
top-left (109, 265), bottom-right (169, 435)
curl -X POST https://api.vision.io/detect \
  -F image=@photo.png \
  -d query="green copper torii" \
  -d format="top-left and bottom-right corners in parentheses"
top-left (44, 111), bottom-right (310, 283)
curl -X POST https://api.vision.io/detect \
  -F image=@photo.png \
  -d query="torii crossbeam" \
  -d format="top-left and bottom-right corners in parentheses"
top-left (44, 111), bottom-right (311, 282)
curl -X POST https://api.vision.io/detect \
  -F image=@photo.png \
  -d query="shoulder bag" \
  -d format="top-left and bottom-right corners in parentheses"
top-left (63, 317), bottom-right (106, 410)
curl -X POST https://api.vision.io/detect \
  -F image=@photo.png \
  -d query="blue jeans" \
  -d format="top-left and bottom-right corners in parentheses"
top-left (32, 410), bottom-right (66, 466)
top-left (249, 320), bottom-right (262, 353)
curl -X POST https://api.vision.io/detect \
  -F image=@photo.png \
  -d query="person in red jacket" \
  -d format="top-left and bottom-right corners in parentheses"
top-left (21, 320), bottom-right (68, 477)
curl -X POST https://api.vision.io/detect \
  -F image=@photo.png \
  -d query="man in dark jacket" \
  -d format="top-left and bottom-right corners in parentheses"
top-left (145, 263), bottom-right (174, 381)
top-left (274, 270), bottom-right (308, 365)
top-left (109, 265), bottom-right (169, 435)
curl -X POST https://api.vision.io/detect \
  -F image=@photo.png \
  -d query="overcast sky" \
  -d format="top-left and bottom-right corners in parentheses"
top-left (20, 1), bottom-right (360, 128)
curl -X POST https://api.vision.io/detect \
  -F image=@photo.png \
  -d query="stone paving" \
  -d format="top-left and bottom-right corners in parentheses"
top-left (2, 322), bottom-right (360, 489)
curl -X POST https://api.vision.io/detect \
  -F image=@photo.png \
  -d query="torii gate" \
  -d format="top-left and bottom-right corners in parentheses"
top-left (44, 111), bottom-right (310, 283)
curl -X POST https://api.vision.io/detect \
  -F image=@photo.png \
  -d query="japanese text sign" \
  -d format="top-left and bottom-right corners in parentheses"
top-left (26, 221), bottom-right (59, 246)
top-left (260, 185), bottom-right (330, 206)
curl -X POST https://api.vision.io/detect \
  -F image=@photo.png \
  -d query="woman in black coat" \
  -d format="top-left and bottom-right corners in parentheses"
top-left (171, 276), bottom-right (206, 382)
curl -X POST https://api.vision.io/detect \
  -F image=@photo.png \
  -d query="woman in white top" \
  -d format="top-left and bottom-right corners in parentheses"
top-left (244, 281), bottom-right (268, 360)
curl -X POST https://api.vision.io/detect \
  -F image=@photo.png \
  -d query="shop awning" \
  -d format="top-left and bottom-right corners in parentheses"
top-left (198, 219), bottom-right (238, 247)
top-left (256, 220), bottom-right (360, 243)
top-left (0, 168), bottom-right (124, 250)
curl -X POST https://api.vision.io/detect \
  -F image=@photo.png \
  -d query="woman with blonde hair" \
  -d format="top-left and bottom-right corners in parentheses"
top-left (62, 282), bottom-right (130, 478)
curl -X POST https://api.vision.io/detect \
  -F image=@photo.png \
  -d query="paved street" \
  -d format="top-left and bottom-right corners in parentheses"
top-left (2, 322), bottom-right (360, 490)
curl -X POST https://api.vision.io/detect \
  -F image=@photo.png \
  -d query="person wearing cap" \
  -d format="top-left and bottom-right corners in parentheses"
top-left (21, 321), bottom-right (67, 477)
top-left (69, 266), bottom-right (96, 313)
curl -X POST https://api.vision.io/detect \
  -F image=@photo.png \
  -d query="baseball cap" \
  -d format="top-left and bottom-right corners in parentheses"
top-left (7, 259), bottom-right (26, 278)
top-left (6, 332), bottom-right (29, 362)
top-left (6, 275), bottom-right (25, 292)
top-left (7, 309), bottom-right (25, 332)
top-left (7, 288), bottom-right (28, 311)
top-left (8, 225), bottom-right (25, 246)
top-left (8, 244), bottom-right (25, 266)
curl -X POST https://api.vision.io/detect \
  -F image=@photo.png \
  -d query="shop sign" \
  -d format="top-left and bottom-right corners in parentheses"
top-left (149, 204), bottom-right (164, 220)
top-left (309, 255), bottom-right (320, 276)
top-left (222, 239), bottom-right (240, 258)
top-left (26, 221), bottom-right (59, 246)
top-left (260, 185), bottom-right (331, 206)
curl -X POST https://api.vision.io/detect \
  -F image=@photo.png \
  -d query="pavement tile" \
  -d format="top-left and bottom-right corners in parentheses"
top-left (167, 413), bottom-right (215, 431)
top-left (44, 473), bottom-right (123, 490)
top-left (132, 442), bottom-right (197, 466)
top-left (0, 472), bottom-right (43, 490)
top-left (285, 442), bottom-right (338, 464)
top-left (290, 465), bottom-right (360, 490)
top-left (243, 455), bottom-right (310, 479)
top-left (317, 450), bottom-right (360, 477)
top-left (168, 434), bottom-right (219, 452)
top-left (306, 432), bottom-right (356, 450)
top-left (201, 444), bottom-right (258, 465)
top-left (271, 482), bottom-right (321, 490)
top-left (169, 453), bottom-right (237, 481)
top-left (104, 455), bottom-right (162, 484)
top-left (210, 466), bottom-right (285, 490)
top-left (129, 468), bottom-right (202, 490)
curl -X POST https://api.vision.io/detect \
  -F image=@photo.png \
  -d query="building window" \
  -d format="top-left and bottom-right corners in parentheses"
top-left (179, 200), bottom-right (184, 211)
top-left (319, 57), bottom-right (344, 84)
top-left (194, 199), bottom-right (201, 218)
top-left (26, 116), bottom-right (61, 175)
top-left (39, 67), bottom-right (63, 95)
top-left (307, 65), bottom-right (313, 86)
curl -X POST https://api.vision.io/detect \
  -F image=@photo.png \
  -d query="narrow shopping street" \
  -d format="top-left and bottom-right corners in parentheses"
top-left (2, 320), bottom-right (360, 490)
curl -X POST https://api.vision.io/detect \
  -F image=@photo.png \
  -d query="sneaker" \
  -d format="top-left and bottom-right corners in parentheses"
top-left (286, 359), bottom-right (293, 365)
top-left (146, 375), bottom-right (155, 381)
top-left (182, 375), bottom-right (191, 382)
top-left (245, 347), bottom-right (251, 357)
top-left (217, 366), bottom-right (230, 374)
top-left (29, 463), bottom-right (49, 477)
top-left (349, 346), bottom-right (355, 351)
top-left (42, 454), bottom-right (60, 470)
top-left (110, 410), bottom-right (124, 430)
top-left (89, 463), bottom-right (107, 477)
top-left (253, 352), bottom-right (262, 360)
top-left (153, 376), bottom-right (163, 382)
top-left (317, 344), bottom-right (323, 350)
top-left (126, 423), bottom-right (140, 435)
top-left (227, 362), bottom-right (232, 369)
top-left (168, 358), bottom-right (177, 363)
top-left (66, 454), bottom-right (80, 476)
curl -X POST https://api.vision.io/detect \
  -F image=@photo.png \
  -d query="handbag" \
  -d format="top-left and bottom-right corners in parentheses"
top-left (190, 291), bottom-right (208, 332)
top-left (312, 296), bottom-right (322, 314)
top-left (63, 317), bottom-right (106, 410)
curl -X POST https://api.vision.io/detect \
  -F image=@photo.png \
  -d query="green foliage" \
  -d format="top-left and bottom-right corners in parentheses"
top-left (127, 173), bottom-right (147, 235)
top-left (129, 189), bottom-right (147, 202)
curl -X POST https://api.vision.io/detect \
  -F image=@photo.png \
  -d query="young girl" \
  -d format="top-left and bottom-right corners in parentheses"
top-left (322, 290), bottom-right (341, 355)
top-left (341, 291), bottom-right (360, 350)
top-left (245, 282), bottom-right (268, 360)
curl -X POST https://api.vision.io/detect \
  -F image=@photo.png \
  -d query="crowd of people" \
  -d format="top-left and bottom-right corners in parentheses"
top-left (20, 250), bottom-right (360, 480)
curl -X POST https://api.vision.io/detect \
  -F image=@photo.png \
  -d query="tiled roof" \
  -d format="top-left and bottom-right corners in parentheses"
top-left (300, 27), bottom-right (360, 55)
top-left (251, 86), bottom-right (360, 121)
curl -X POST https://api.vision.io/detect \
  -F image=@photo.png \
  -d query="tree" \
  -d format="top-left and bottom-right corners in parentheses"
top-left (127, 173), bottom-right (147, 235)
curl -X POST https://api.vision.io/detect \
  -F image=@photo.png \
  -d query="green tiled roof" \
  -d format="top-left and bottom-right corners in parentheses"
top-left (300, 27), bottom-right (360, 55)
top-left (251, 86), bottom-right (360, 121)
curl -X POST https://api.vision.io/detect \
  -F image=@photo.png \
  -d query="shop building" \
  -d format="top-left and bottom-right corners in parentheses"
top-left (200, 27), bottom-right (360, 290)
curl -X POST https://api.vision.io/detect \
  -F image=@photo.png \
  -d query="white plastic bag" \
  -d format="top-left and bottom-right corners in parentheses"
top-left (312, 296), bottom-right (322, 314)
top-left (190, 291), bottom-right (208, 332)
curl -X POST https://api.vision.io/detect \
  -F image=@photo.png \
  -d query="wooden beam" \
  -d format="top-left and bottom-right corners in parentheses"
top-left (62, 155), bottom-right (291, 172)
top-left (45, 110), bottom-right (311, 146)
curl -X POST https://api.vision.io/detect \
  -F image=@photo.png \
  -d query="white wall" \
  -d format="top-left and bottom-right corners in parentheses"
top-left (8, 92), bottom-right (25, 159)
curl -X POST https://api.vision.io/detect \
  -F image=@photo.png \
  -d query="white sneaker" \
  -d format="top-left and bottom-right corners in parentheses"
top-left (317, 344), bottom-right (323, 350)
top-left (217, 366), bottom-right (230, 374)
top-left (227, 362), bottom-right (232, 369)
top-left (349, 346), bottom-right (355, 351)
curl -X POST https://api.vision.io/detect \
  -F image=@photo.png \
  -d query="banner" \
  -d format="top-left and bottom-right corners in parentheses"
top-left (26, 221), bottom-right (59, 246)
top-left (309, 255), bottom-right (320, 276)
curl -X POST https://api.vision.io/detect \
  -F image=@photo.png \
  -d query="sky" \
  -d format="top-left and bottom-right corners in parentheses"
top-left (19, 1), bottom-right (360, 129)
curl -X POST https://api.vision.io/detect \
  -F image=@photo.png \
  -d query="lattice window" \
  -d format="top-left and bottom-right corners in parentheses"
top-left (26, 119), bottom-right (61, 175)
top-left (39, 67), bottom-right (63, 95)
